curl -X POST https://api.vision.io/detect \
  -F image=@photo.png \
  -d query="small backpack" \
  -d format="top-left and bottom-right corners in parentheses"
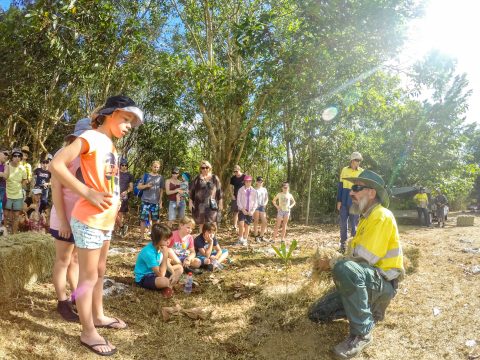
top-left (133, 173), bottom-right (149, 198)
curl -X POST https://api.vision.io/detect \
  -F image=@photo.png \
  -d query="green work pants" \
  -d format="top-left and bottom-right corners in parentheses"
top-left (308, 260), bottom-right (396, 336)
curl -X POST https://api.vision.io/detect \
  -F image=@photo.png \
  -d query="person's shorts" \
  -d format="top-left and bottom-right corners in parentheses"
top-left (140, 201), bottom-right (159, 221)
top-left (5, 198), bottom-right (23, 211)
top-left (196, 249), bottom-right (228, 265)
top-left (49, 228), bottom-right (75, 243)
top-left (238, 212), bottom-right (253, 225)
top-left (230, 200), bottom-right (239, 213)
top-left (168, 200), bottom-right (186, 221)
top-left (255, 205), bottom-right (266, 213)
top-left (70, 217), bottom-right (112, 249)
top-left (277, 210), bottom-right (290, 219)
top-left (136, 271), bottom-right (172, 290)
top-left (119, 198), bottom-right (129, 213)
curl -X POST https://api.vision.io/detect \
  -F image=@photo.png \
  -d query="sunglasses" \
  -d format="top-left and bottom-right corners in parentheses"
top-left (172, 172), bottom-right (179, 175)
top-left (41, 161), bottom-right (49, 164)
top-left (351, 184), bottom-right (372, 192)
top-left (201, 166), bottom-right (209, 169)
top-left (12, 154), bottom-right (22, 158)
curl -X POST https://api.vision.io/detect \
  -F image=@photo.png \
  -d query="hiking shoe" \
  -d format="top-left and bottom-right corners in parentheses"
top-left (235, 238), bottom-right (248, 246)
top-left (184, 267), bottom-right (203, 275)
top-left (57, 299), bottom-right (79, 322)
top-left (333, 332), bottom-right (372, 359)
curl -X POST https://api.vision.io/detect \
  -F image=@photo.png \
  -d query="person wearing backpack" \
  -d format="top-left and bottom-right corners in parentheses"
top-left (137, 160), bottom-right (164, 242)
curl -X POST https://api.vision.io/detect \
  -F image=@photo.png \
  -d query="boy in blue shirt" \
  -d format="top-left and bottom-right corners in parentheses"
top-left (134, 224), bottom-right (183, 296)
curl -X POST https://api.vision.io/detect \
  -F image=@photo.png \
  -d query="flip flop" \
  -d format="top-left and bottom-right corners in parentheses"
top-left (94, 317), bottom-right (128, 329)
top-left (80, 338), bottom-right (117, 356)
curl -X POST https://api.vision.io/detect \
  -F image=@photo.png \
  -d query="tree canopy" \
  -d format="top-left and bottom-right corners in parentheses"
top-left (1, 0), bottom-right (478, 218)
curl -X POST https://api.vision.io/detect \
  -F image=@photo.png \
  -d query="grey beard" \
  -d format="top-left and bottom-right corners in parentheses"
top-left (350, 196), bottom-right (369, 215)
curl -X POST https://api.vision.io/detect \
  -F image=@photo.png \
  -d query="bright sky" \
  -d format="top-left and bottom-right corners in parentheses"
top-left (401, 0), bottom-right (480, 124)
top-left (1, 0), bottom-right (478, 125)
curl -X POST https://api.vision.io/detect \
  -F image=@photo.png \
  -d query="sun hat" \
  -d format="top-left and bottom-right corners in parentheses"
top-left (32, 187), bottom-right (43, 195)
top-left (64, 118), bottom-right (92, 141)
top-left (172, 166), bottom-right (180, 174)
top-left (21, 145), bottom-right (30, 153)
top-left (350, 151), bottom-right (363, 161)
top-left (244, 175), bottom-right (253, 181)
top-left (344, 169), bottom-right (389, 207)
top-left (93, 95), bottom-right (143, 128)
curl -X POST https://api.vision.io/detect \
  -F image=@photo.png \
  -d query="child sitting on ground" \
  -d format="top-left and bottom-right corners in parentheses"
top-left (23, 187), bottom-right (47, 232)
top-left (194, 222), bottom-right (229, 271)
top-left (176, 172), bottom-right (190, 206)
top-left (134, 224), bottom-right (183, 297)
top-left (168, 216), bottom-right (203, 274)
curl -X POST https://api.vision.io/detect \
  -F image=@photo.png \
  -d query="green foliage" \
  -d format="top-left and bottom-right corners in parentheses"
top-left (272, 239), bottom-right (298, 267)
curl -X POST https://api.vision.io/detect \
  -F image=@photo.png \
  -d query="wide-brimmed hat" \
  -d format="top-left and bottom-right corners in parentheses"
top-left (21, 145), bottom-right (30, 153)
top-left (93, 95), bottom-right (143, 128)
top-left (64, 118), bottom-right (92, 141)
top-left (344, 169), bottom-right (389, 207)
top-left (350, 151), bottom-right (363, 161)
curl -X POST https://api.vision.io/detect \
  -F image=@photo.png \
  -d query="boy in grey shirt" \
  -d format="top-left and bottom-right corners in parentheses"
top-left (138, 160), bottom-right (164, 241)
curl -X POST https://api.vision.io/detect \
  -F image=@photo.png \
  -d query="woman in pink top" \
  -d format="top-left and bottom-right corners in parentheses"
top-left (50, 118), bottom-right (91, 323)
top-left (50, 96), bottom-right (143, 357)
top-left (168, 216), bottom-right (202, 273)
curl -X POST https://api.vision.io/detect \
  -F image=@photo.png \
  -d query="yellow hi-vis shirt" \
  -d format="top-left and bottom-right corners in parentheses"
top-left (339, 166), bottom-right (363, 189)
top-left (413, 193), bottom-right (428, 208)
top-left (348, 203), bottom-right (404, 281)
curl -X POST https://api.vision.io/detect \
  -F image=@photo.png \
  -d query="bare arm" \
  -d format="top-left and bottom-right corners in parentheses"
top-left (51, 175), bottom-right (72, 239)
top-left (50, 138), bottom-right (112, 210)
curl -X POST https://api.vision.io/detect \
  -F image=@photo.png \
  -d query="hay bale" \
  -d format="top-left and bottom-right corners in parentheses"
top-left (0, 232), bottom-right (55, 301)
top-left (456, 215), bottom-right (475, 227)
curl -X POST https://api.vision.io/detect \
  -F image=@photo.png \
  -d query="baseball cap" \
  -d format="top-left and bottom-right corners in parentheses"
top-left (120, 158), bottom-right (128, 165)
top-left (172, 167), bottom-right (180, 174)
top-left (244, 175), bottom-right (253, 181)
top-left (11, 148), bottom-right (23, 156)
top-left (65, 118), bottom-right (92, 141)
top-left (93, 95), bottom-right (143, 128)
top-left (350, 152), bottom-right (363, 161)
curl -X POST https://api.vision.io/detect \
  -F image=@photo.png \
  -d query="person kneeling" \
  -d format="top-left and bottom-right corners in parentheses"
top-left (134, 224), bottom-right (183, 297)
top-left (307, 170), bottom-right (404, 359)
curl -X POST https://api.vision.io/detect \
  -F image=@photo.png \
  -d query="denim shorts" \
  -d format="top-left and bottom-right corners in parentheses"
top-left (70, 217), bottom-right (112, 249)
top-left (140, 201), bottom-right (159, 221)
top-left (238, 212), bottom-right (253, 225)
top-left (255, 205), bottom-right (266, 213)
top-left (168, 200), bottom-right (186, 221)
top-left (277, 210), bottom-right (290, 218)
top-left (196, 249), bottom-right (228, 265)
top-left (5, 198), bottom-right (23, 211)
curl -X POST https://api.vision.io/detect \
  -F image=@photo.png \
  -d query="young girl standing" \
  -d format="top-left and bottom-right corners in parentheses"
top-left (50, 118), bottom-right (91, 322)
top-left (50, 96), bottom-right (143, 356)
top-left (272, 182), bottom-right (296, 243)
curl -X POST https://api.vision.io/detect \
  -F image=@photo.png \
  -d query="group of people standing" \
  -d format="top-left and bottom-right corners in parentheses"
top-left (413, 187), bottom-right (448, 228)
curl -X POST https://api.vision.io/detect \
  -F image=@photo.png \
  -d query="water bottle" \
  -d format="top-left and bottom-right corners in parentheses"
top-left (184, 272), bottom-right (193, 294)
top-left (211, 259), bottom-right (224, 270)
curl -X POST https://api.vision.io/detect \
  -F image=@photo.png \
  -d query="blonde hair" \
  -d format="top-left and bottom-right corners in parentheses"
top-left (179, 216), bottom-right (195, 227)
top-left (200, 160), bottom-right (212, 171)
top-left (152, 160), bottom-right (161, 167)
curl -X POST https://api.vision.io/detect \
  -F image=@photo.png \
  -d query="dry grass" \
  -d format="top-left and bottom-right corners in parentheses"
top-left (0, 215), bottom-right (479, 359)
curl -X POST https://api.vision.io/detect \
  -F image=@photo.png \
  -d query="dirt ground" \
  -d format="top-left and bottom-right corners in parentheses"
top-left (0, 213), bottom-right (478, 360)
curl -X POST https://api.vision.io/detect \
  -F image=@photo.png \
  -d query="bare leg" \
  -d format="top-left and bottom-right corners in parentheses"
top-left (238, 220), bottom-right (245, 239)
top-left (140, 220), bottom-right (146, 241)
top-left (281, 215), bottom-right (289, 241)
top-left (260, 212), bottom-right (267, 237)
top-left (253, 211), bottom-right (260, 236)
top-left (12, 210), bottom-right (19, 234)
top-left (67, 248), bottom-right (79, 292)
top-left (92, 241), bottom-right (126, 328)
top-left (232, 211), bottom-right (239, 230)
top-left (76, 247), bottom-right (116, 354)
top-left (273, 217), bottom-right (282, 242)
top-left (244, 223), bottom-right (251, 240)
top-left (53, 241), bottom-right (76, 301)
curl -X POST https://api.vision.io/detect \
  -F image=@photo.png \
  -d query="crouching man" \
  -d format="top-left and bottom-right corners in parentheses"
top-left (308, 170), bottom-right (404, 359)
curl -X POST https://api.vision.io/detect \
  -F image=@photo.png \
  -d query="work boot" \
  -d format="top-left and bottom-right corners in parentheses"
top-left (333, 332), bottom-right (372, 359)
top-left (57, 299), bottom-right (79, 322)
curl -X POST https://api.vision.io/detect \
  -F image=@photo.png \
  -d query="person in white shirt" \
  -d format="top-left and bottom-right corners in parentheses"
top-left (236, 175), bottom-right (257, 246)
top-left (253, 176), bottom-right (268, 242)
